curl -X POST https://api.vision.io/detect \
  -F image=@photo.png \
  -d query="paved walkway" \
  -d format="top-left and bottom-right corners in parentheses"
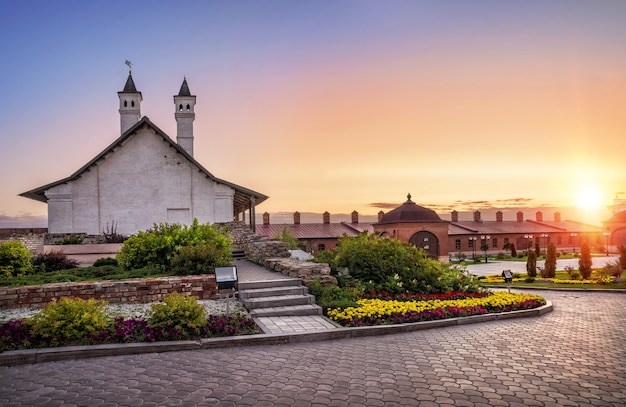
top-left (1, 289), bottom-right (624, 406)
top-left (465, 255), bottom-right (620, 277)
top-left (235, 259), bottom-right (340, 334)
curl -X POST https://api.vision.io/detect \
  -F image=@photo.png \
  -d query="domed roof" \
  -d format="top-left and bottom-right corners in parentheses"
top-left (377, 194), bottom-right (446, 224)
top-left (607, 210), bottom-right (626, 223)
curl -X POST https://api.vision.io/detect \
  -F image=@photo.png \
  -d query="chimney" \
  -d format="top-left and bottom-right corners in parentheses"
top-left (351, 210), bottom-right (359, 224)
top-left (473, 211), bottom-right (481, 222)
top-left (536, 211), bottom-right (543, 222)
top-left (323, 211), bottom-right (330, 224)
top-left (451, 210), bottom-right (459, 222)
top-left (294, 211), bottom-right (300, 225)
top-left (378, 211), bottom-right (385, 222)
top-left (517, 211), bottom-right (524, 222)
top-left (496, 211), bottom-right (503, 222)
top-left (554, 212), bottom-right (561, 222)
top-left (263, 212), bottom-right (270, 225)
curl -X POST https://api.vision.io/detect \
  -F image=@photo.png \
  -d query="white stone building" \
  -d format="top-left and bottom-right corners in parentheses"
top-left (20, 71), bottom-right (268, 235)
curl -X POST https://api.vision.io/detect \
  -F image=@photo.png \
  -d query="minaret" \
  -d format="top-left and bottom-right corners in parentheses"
top-left (117, 62), bottom-right (142, 134)
top-left (174, 77), bottom-right (196, 156)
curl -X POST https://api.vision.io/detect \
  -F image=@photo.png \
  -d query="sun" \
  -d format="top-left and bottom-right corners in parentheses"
top-left (574, 183), bottom-right (603, 211)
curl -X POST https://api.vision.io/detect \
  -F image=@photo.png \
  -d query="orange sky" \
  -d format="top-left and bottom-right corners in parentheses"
top-left (1, 1), bottom-right (624, 227)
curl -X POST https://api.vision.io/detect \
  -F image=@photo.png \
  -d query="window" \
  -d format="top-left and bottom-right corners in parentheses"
top-left (455, 239), bottom-right (461, 249)
top-left (123, 100), bottom-right (128, 107)
top-left (186, 104), bottom-right (191, 111)
top-left (504, 237), bottom-right (509, 245)
top-left (557, 236), bottom-right (562, 245)
top-left (492, 238), bottom-right (498, 248)
top-left (468, 239), bottom-right (474, 248)
top-left (318, 244), bottom-right (326, 252)
top-left (179, 104), bottom-right (183, 111)
top-left (131, 100), bottom-right (135, 107)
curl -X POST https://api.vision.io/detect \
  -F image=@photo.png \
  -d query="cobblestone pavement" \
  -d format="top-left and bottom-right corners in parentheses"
top-left (1, 290), bottom-right (625, 406)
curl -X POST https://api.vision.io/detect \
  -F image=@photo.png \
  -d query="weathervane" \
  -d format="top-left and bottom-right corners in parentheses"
top-left (125, 59), bottom-right (133, 74)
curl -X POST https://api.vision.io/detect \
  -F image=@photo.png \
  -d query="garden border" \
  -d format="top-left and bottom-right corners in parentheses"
top-left (0, 300), bottom-right (552, 367)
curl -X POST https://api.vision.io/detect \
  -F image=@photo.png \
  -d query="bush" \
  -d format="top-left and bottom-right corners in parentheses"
top-left (117, 219), bottom-right (232, 271)
top-left (0, 240), bottom-right (33, 277)
top-left (526, 251), bottom-right (537, 277)
top-left (313, 233), bottom-right (481, 294)
top-left (543, 243), bottom-right (557, 278)
top-left (600, 260), bottom-right (623, 278)
top-left (27, 298), bottom-right (112, 346)
top-left (32, 251), bottom-right (79, 272)
top-left (92, 257), bottom-right (119, 267)
top-left (274, 226), bottom-right (300, 250)
top-left (169, 241), bottom-right (228, 275)
top-left (308, 279), bottom-right (358, 312)
top-left (55, 235), bottom-right (84, 245)
top-left (147, 292), bottom-right (207, 339)
top-left (579, 241), bottom-right (593, 279)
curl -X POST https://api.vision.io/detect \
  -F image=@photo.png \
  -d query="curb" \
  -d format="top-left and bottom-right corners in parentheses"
top-left (0, 301), bottom-right (552, 367)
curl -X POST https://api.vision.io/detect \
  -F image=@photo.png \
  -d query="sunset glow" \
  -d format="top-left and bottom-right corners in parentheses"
top-left (1, 1), bottom-right (625, 227)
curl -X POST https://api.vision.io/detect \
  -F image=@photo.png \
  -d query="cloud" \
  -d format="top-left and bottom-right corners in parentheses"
top-left (0, 213), bottom-right (47, 228)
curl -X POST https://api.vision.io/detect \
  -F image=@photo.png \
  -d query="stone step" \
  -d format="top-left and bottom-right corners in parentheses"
top-left (239, 285), bottom-right (309, 300)
top-left (238, 278), bottom-right (302, 291)
top-left (232, 248), bottom-right (246, 259)
top-left (242, 294), bottom-right (316, 309)
top-left (249, 304), bottom-right (323, 318)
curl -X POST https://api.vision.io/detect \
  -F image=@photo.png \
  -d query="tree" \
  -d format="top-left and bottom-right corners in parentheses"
top-left (275, 226), bottom-right (299, 250)
top-left (619, 245), bottom-right (626, 270)
top-left (510, 243), bottom-right (517, 257)
top-left (526, 250), bottom-right (537, 277)
top-left (480, 242), bottom-right (489, 263)
top-left (544, 242), bottom-right (557, 278)
top-left (535, 241), bottom-right (541, 257)
top-left (579, 241), bottom-right (593, 279)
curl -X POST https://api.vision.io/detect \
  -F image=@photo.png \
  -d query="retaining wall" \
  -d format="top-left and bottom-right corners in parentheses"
top-left (0, 275), bottom-right (217, 310)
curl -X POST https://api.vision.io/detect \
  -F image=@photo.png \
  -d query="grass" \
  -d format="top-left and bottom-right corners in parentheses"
top-left (0, 265), bottom-right (170, 288)
top-left (479, 270), bottom-right (626, 290)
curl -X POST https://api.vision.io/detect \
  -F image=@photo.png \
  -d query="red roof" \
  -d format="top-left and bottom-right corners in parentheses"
top-left (256, 222), bottom-right (374, 239)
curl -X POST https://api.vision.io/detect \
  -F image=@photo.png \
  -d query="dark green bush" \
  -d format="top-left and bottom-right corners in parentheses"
top-left (117, 219), bottom-right (232, 271)
top-left (526, 251), bottom-right (537, 277)
top-left (55, 235), bottom-right (84, 245)
top-left (308, 279), bottom-right (358, 312)
top-left (147, 292), bottom-right (207, 338)
top-left (169, 241), bottom-right (227, 275)
top-left (32, 251), bottom-right (79, 272)
top-left (92, 257), bottom-right (118, 267)
top-left (314, 233), bottom-right (480, 294)
top-left (27, 298), bottom-right (112, 346)
top-left (579, 242), bottom-right (593, 279)
top-left (0, 240), bottom-right (33, 277)
top-left (543, 243), bottom-right (557, 278)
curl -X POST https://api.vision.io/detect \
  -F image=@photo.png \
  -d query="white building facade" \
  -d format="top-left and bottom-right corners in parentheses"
top-left (21, 72), bottom-right (267, 235)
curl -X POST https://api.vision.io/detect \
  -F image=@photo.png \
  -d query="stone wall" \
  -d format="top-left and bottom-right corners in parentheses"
top-left (0, 275), bottom-right (217, 310)
top-left (223, 222), bottom-right (337, 286)
top-left (0, 228), bottom-right (47, 252)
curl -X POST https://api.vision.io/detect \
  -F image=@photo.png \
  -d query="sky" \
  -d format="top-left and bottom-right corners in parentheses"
top-left (1, 0), bottom-right (625, 228)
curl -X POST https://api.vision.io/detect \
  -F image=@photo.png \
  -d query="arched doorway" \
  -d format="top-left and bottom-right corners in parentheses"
top-left (409, 231), bottom-right (439, 257)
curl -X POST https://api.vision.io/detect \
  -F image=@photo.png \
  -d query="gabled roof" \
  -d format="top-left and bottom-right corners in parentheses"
top-left (448, 219), bottom-right (603, 236)
top-left (256, 222), bottom-right (375, 240)
top-left (20, 116), bottom-right (268, 207)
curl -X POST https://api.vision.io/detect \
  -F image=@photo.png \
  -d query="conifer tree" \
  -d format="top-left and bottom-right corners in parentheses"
top-left (579, 241), bottom-right (593, 279)
top-left (544, 242), bottom-right (557, 278)
top-left (526, 250), bottom-right (537, 277)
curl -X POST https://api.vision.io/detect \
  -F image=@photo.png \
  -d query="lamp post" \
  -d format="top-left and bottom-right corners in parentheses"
top-left (540, 233), bottom-right (549, 256)
top-left (571, 233), bottom-right (577, 254)
top-left (481, 235), bottom-right (491, 263)
top-left (524, 234), bottom-right (533, 253)
top-left (469, 236), bottom-right (478, 260)
top-left (603, 231), bottom-right (610, 256)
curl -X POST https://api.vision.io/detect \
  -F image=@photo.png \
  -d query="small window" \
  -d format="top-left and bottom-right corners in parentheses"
top-left (318, 244), bottom-right (326, 252)
top-left (186, 104), bottom-right (191, 111)
top-left (124, 100), bottom-right (128, 107)
top-left (455, 239), bottom-right (461, 249)
top-left (179, 104), bottom-right (183, 111)
top-left (131, 100), bottom-right (135, 107)
top-left (468, 239), bottom-right (474, 248)
top-left (492, 238), bottom-right (498, 248)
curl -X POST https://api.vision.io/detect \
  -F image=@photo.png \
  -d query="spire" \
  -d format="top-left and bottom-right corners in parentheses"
top-left (122, 74), bottom-right (139, 93)
top-left (178, 77), bottom-right (191, 96)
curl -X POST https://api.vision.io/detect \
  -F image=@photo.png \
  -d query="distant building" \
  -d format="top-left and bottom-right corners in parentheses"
top-left (20, 71), bottom-right (267, 235)
top-left (256, 194), bottom-right (611, 259)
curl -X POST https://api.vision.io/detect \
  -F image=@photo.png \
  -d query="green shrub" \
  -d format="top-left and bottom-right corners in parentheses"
top-left (27, 298), bottom-right (112, 345)
top-left (308, 279), bottom-right (358, 312)
top-left (0, 240), bottom-right (33, 277)
top-left (117, 219), bottom-right (232, 271)
top-left (147, 292), bottom-right (207, 338)
top-left (543, 243), bottom-right (557, 278)
top-left (32, 251), bottom-right (79, 272)
top-left (169, 241), bottom-right (229, 275)
top-left (524, 276), bottom-right (535, 283)
top-left (55, 235), bottom-right (84, 245)
top-left (274, 226), bottom-right (300, 250)
top-left (600, 260), bottom-right (623, 278)
top-left (526, 251), bottom-right (537, 277)
top-left (314, 233), bottom-right (480, 294)
top-left (579, 242), bottom-right (593, 279)
top-left (92, 257), bottom-right (118, 267)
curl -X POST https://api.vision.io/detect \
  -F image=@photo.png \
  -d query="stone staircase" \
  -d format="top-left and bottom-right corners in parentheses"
top-left (239, 277), bottom-right (322, 318)
top-left (231, 248), bottom-right (246, 259)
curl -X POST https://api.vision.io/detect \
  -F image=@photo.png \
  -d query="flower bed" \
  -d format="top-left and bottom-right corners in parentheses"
top-left (327, 291), bottom-right (546, 327)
